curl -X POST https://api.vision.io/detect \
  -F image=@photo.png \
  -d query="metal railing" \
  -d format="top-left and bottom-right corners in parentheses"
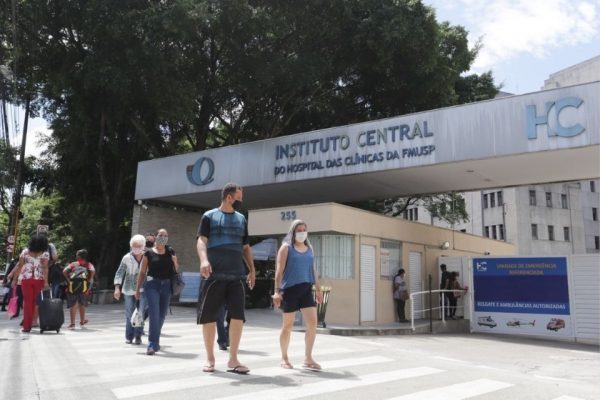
top-left (408, 288), bottom-right (468, 331)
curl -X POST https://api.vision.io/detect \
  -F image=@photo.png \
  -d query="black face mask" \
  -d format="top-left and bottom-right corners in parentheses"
top-left (145, 241), bottom-right (154, 248)
top-left (232, 200), bottom-right (243, 211)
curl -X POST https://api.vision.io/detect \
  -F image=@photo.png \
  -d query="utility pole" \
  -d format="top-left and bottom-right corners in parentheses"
top-left (8, 97), bottom-right (29, 258)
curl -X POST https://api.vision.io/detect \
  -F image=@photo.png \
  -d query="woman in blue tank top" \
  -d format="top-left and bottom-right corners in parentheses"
top-left (272, 219), bottom-right (323, 371)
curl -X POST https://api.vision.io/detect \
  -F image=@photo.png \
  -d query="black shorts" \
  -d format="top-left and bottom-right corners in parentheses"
top-left (280, 283), bottom-right (316, 313)
top-left (67, 292), bottom-right (88, 307)
top-left (197, 279), bottom-right (246, 324)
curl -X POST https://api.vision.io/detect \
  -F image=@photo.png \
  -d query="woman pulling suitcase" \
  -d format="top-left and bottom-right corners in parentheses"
top-left (10, 234), bottom-right (50, 333)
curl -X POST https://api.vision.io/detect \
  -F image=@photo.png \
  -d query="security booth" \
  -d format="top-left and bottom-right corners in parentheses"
top-left (249, 202), bottom-right (514, 326)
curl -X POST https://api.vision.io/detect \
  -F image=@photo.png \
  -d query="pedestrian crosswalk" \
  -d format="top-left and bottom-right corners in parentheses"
top-left (0, 304), bottom-right (594, 400)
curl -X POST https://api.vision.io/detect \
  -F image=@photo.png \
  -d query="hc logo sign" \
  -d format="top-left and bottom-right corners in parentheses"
top-left (186, 157), bottom-right (215, 186)
top-left (526, 96), bottom-right (585, 139)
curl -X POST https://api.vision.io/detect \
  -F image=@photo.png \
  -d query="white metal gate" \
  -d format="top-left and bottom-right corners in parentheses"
top-left (570, 255), bottom-right (600, 344)
top-left (409, 251), bottom-right (423, 318)
top-left (360, 244), bottom-right (376, 322)
top-left (439, 256), bottom-right (470, 318)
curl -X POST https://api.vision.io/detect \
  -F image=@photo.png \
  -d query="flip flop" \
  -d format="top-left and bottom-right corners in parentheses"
top-left (302, 362), bottom-right (322, 371)
top-left (227, 365), bottom-right (250, 374)
top-left (202, 365), bottom-right (215, 373)
top-left (68, 323), bottom-right (75, 329)
top-left (280, 361), bottom-right (294, 369)
top-left (80, 319), bottom-right (88, 326)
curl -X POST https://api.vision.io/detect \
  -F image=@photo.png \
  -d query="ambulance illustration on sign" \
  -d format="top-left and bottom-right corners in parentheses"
top-left (477, 316), bottom-right (497, 328)
top-left (546, 318), bottom-right (566, 331)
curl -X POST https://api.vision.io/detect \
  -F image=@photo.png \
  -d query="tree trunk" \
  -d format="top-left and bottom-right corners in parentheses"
top-left (96, 111), bottom-right (114, 283)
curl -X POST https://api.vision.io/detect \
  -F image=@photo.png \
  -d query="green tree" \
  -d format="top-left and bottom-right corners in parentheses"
top-left (422, 192), bottom-right (469, 227)
top-left (1, 0), bottom-right (499, 282)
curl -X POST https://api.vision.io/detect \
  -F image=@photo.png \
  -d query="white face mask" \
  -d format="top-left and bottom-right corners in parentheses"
top-left (295, 231), bottom-right (308, 243)
top-left (131, 247), bottom-right (144, 256)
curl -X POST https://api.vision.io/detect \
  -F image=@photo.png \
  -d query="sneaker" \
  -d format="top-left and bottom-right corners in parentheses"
top-left (126, 339), bottom-right (133, 344)
top-left (146, 347), bottom-right (155, 355)
top-left (134, 337), bottom-right (142, 345)
top-left (218, 343), bottom-right (228, 351)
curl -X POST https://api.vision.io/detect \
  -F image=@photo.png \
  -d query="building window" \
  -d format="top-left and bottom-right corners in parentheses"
top-left (380, 240), bottom-right (401, 279)
top-left (408, 208), bottom-right (419, 221)
top-left (492, 225), bottom-right (497, 239)
top-left (591, 181), bottom-right (596, 192)
top-left (561, 194), bottom-right (568, 209)
top-left (548, 225), bottom-right (555, 241)
top-left (485, 226), bottom-right (490, 238)
top-left (546, 192), bottom-right (552, 207)
top-left (310, 235), bottom-right (354, 279)
top-left (596, 236), bottom-right (600, 250)
top-left (490, 193), bottom-right (496, 208)
top-left (483, 194), bottom-right (488, 208)
top-left (529, 190), bottom-right (536, 206)
top-left (499, 224), bottom-right (505, 240)
top-left (593, 207), bottom-right (598, 221)
top-left (563, 227), bottom-right (570, 242)
top-left (497, 191), bottom-right (503, 206)
top-left (531, 224), bottom-right (538, 240)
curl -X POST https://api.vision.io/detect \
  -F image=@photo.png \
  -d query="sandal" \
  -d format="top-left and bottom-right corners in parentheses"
top-left (80, 319), bottom-right (88, 326)
top-left (280, 361), bottom-right (294, 369)
top-left (202, 364), bottom-right (215, 373)
top-left (302, 362), bottom-right (322, 371)
top-left (68, 323), bottom-right (75, 329)
top-left (227, 365), bottom-right (250, 374)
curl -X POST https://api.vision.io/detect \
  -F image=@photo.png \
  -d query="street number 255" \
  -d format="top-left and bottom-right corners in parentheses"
top-left (281, 210), bottom-right (296, 221)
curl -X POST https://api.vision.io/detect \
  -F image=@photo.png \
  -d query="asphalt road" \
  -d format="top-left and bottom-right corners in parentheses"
top-left (0, 303), bottom-right (598, 400)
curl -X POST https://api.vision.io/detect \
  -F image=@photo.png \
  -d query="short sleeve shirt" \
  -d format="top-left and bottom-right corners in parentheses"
top-left (19, 249), bottom-right (50, 280)
top-left (393, 275), bottom-right (407, 300)
top-left (198, 208), bottom-right (249, 280)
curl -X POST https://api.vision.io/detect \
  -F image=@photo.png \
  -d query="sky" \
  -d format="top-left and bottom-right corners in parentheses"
top-left (13, 0), bottom-right (600, 157)
top-left (425, 0), bottom-right (600, 93)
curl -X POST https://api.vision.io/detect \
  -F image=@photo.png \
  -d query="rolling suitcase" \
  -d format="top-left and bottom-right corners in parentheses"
top-left (39, 290), bottom-right (64, 333)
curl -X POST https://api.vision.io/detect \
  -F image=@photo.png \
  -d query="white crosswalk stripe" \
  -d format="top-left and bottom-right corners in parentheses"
top-left (3, 305), bottom-right (591, 400)
top-left (95, 346), bottom-right (357, 380)
top-left (214, 367), bottom-right (444, 400)
top-left (386, 379), bottom-right (514, 400)
top-left (112, 355), bottom-right (395, 399)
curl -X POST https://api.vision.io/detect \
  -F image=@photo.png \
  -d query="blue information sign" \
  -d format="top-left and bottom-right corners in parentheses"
top-left (473, 257), bottom-right (570, 315)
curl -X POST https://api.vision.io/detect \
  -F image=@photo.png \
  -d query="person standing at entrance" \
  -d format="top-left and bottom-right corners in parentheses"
top-left (135, 229), bottom-right (178, 355)
top-left (271, 219), bottom-right (323, 371)
top-left (439, 264), bottom-right (450, 319)
top-left (196, 182), bottom-right (256, 374)
top-left (393, 269), bottom-right (409, 323)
